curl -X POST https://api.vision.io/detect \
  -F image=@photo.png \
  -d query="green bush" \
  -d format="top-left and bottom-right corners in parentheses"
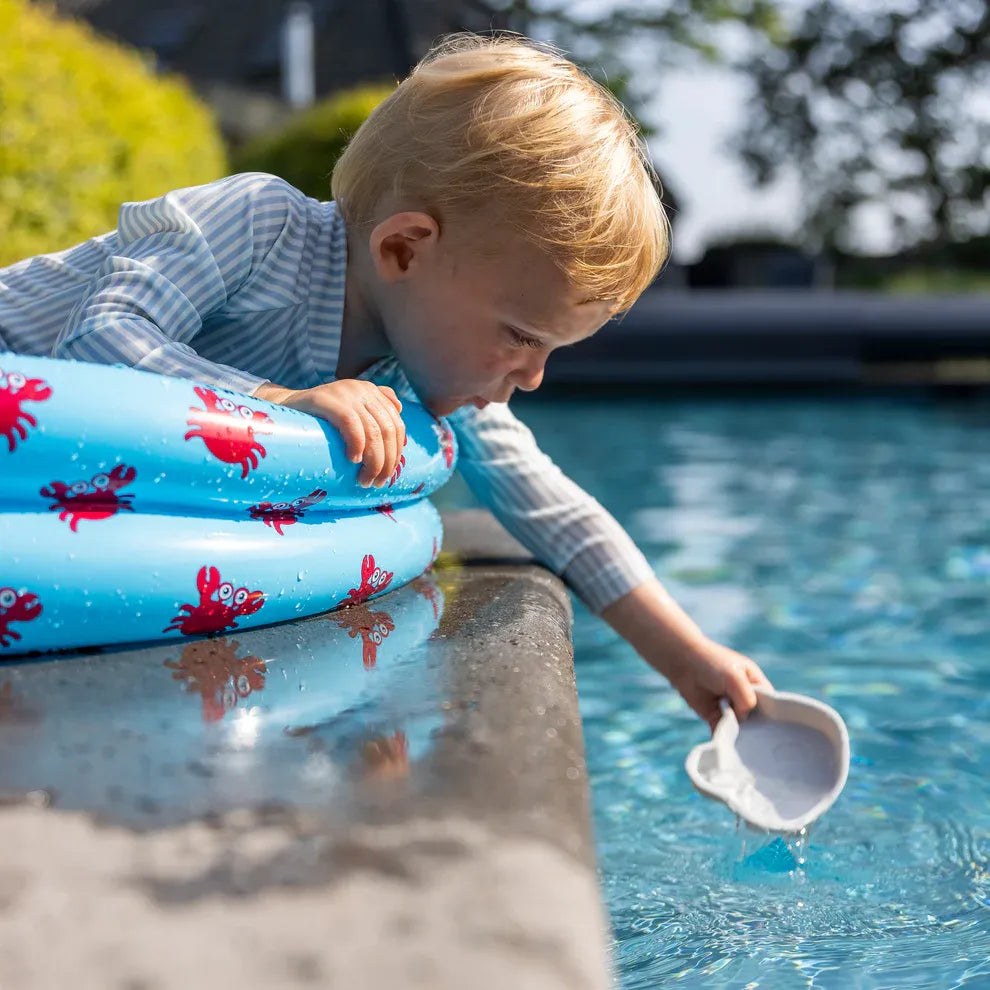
top-left (232, 84), bottom-right (395, 201)
top-left (0, 0), bottom-right (227, 266)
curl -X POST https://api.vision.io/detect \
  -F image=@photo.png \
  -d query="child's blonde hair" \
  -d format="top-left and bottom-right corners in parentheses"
top-left (332, 33), bottom-right (670, 314)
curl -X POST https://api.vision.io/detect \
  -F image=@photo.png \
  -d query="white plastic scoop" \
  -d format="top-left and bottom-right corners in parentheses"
top-left (685, 687), bottom-right (849, 833)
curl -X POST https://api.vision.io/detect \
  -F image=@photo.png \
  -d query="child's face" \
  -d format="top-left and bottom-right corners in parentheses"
top-left (369, 212), bottom-right (615, 417)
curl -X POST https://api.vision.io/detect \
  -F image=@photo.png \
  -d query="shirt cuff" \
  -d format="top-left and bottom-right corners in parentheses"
top-left (562, 535), bottom-right (656, 615)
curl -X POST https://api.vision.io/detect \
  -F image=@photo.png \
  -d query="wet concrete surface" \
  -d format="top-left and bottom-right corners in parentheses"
top-left (0, 510), bottom-right (611, 989)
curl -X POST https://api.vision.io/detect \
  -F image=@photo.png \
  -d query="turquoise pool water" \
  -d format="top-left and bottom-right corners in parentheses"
top-left (516, 392), bottom-right (990, 989)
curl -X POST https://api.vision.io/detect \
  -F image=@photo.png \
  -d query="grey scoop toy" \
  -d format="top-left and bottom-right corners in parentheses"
top-left (685, 687), bottom-right (849, 833)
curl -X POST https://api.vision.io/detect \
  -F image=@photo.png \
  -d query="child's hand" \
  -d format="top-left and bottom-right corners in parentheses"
top-left (662, 638), bottom-right (773, 733)
top-left (253, 380), bottom-right (406, 487)
top-left (601, 577), bottom-right (773, 733)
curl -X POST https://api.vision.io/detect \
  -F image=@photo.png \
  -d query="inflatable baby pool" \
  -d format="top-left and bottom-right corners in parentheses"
top-left (0, 352), bottom-right (456, 655)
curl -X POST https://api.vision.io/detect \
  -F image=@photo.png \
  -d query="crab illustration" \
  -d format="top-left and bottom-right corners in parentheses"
top-left (40, 464), bottom-right (137, 532)
top-left (411, 482), bottom-right (425, 496)
top-left (164, 637), bottom-right (267, 722)
top-left (163, 565), bottom-right (265, 636)
top-left (0, 365), bottom-right (52, 453)
top-left (332, 604), bottom-right (396, 668)
top-left (374, 503), bottom-right (397, 522)
top-left (340, 554), bottom-right (393, 607)
top-left (432, 421), bottom-right (455, 468)
top-left (0, 587), bottom-right (43, 648)
top-left (248, 488), bottom-right (327, 534)
top-left (184, 386), bottom-right (274, 478)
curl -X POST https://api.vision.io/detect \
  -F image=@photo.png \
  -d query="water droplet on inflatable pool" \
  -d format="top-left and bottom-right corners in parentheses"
top-left (296, 570), bottom-right (306, 581)
top-left (67, 552), bottom-right (75, 561)
top-left (70, 453), bottom-right (79, 461)
top-left (153, 476), bottom-right (162, 485)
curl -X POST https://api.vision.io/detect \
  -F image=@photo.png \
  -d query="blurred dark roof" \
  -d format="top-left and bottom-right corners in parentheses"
top-left (50, 0), bottom-right (520, 98)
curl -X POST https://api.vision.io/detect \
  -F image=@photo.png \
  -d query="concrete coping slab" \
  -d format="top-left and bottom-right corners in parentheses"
top-left (0, 510), bottom-right (612, 989)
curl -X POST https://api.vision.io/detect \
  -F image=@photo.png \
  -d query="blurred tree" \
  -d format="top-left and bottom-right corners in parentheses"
top-left (231, 84), bottom-right (397, 200)
top-left (734, 0), bottom-right (990, 254)
top-left (437, 0), bottom-right (784, 128)
top-left (0, 0), bottom-right (226, 266)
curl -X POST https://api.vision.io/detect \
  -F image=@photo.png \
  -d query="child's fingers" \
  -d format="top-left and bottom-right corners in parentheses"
top-left (358, 406), bottom-right (387, 486)
top-left (334, 408), bottom-right (367, 465)
top-left (377, 385), bottom-right (403, 413)
top-left (745, 659), bottom-right (773, 691)
top-left (725, 664), bottom-right (759, 720)
top-left (371, 401), bottom-right (399, 487)
top-left (373, 400), bottom-right (406, 485)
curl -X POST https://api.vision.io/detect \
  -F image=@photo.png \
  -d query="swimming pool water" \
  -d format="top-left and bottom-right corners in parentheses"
top-left (516, 392), bottom-right (990, 989)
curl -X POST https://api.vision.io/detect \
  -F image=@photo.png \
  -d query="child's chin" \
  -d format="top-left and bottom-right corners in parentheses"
top-left (425, 397), bottom-right (465, 417)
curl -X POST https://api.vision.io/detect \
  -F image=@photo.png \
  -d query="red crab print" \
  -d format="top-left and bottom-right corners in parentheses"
top-left (332, 604), bottom-right (395, 668)
top-left (164, 637), bottom-right (267, 722)
top-left (411, 482), bottom-right (425, 496)
top-left (248, 488), bottom-right (327, 535)
top-left (374, 503), bottom-right (397, 522)
top-left (0, 365), bottom-right (52, 453)
top-left (163, 565), bottom-right (265, 636)
top-left (0, 587), bottom-right (43, 648)
top-left (40, 464), bottom-right (137, 532)
top-left (340, 554), bottom-right (393, 606)
top-left (431, 420), bottom-right (455, 468)
top-left (184, 386), bottom-right (274, 479)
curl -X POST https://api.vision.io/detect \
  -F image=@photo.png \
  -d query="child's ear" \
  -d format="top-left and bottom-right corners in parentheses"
top-left (369, 211), bottom-right (439, 282)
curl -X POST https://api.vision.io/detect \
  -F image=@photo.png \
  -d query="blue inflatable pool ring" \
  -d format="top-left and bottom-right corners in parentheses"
top-left (0, 352), bottom-right (457, 655)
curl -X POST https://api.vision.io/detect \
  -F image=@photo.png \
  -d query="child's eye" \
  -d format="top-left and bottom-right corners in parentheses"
top-left (505, 326), bottom-right (543, 349)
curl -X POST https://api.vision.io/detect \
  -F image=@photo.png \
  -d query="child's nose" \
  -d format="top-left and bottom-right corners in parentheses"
top-left (511, 354), bottom-right (546, 392)
top-left (512, 363), bottom-right (544, 392)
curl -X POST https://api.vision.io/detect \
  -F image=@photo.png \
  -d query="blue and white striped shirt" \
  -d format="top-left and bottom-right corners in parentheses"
top-left (0, 172), bottom-right (654, 613)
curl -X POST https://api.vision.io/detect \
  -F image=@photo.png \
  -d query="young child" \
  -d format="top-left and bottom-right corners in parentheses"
top-left (0, 33), bottom-right (770, 730)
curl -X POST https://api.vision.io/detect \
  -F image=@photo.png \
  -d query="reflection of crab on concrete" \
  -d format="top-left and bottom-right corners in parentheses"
top-left (248, 488), bottom-right (327, 534)
top-left (340, 554), bottom-right (394, 606)
top-left (332, 603), bottom-right (395, 668)
top-left (40, 464), bottom-right (137, 532)
top-left (0, 587), bottom-right (43, 648)
top-left (411, 575), bottom-right (441, 621)
top-left (184, 386), bottom-right (274, 478)
top-left (360, 729), bottom-right (410, 780)
top-left (432, 421), bottom-right (455, 468)
top-left (163, 565), bottom-right (265, 636)
top-left (164, 637), bottom-right (267, 722)
top-left (0, 365), bottom-right (52, 453)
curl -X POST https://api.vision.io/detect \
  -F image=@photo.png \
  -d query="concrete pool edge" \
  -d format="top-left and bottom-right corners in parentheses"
top-left (0, 509), bottom-right (613, 989)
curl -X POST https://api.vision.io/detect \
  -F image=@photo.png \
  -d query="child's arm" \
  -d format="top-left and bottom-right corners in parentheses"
top-left (599, 578), bottom-right (771, 731)
top-left (49, 173), bottom-right (293, 395)
top-left (447, 399), bottom-right (772, 727)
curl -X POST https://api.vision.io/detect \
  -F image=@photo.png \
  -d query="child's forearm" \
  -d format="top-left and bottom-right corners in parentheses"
top-left (599, 577), bottom-right (712, 679)
top-left (251, 381), bottom-right (295, 404)
top-left (600, 577), bottom-right (771, 725)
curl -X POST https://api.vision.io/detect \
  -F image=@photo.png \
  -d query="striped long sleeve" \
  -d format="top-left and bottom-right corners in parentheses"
top-left (448, 400), bottom-right (656, 614)
top-left (49, 173), bottom-right (298, 394)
